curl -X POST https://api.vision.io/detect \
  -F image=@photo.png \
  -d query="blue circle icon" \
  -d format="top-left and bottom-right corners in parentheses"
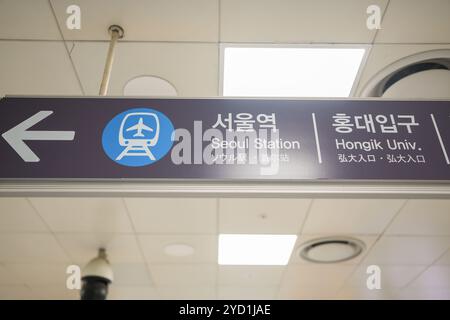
top-left (102, 108), bottom-right (174, 167)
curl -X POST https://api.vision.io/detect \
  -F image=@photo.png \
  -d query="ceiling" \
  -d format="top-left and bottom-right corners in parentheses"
top-left (0, 0), bottom-right (449, 300)
top-left (0, 0), bottom-right (449, 97)
top-left (0, 197), bottom-right (449, 300)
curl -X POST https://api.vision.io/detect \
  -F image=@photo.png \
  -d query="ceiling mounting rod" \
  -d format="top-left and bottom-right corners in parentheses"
top-left (99, 25), bottom-right (124, 96)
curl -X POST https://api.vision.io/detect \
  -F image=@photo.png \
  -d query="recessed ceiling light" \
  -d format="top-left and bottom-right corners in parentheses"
top-left (218, 234), bottom-right (297, 265)
top-left (222, 46), bottom-right (366, 97)
top-left (123, 75), bottom-right (178, 96)
top-left (163, 243), bottom-right (195, 257)
top-left (299, 237), bottom-right (365, 263)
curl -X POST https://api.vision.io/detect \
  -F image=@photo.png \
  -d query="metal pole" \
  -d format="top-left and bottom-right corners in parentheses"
top-left (99, 25), bottom-right (124, 96)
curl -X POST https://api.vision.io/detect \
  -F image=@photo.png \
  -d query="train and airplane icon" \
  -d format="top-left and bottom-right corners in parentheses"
top-left (116, 112), bottom-right (160, 161)
top-left (125, 117), bottom-right (153, 137)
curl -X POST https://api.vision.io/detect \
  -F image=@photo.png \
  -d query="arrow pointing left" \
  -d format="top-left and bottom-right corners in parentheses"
top-left (1, 111), bottom-right (75, 162)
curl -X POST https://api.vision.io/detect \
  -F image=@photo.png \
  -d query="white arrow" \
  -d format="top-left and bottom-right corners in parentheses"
top-left (1, 111), bottom-right (75, 162)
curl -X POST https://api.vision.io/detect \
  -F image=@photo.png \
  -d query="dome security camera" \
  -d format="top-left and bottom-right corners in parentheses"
top-left (80, 248), bottom-right (114, 300)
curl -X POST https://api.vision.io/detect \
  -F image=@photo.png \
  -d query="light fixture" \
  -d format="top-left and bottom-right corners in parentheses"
top-left (123, 75), bottom-right (178, 96)
top-left (222, 46), bottom-right (366, 97)
top-left (218, 234), bottom-right (297, 265)
top-left (163, 243), bottom-right (195, 257)
top-left (360, 49), bottom-right (450, 97)
top-left (299, 237), bottom-right (365, 263)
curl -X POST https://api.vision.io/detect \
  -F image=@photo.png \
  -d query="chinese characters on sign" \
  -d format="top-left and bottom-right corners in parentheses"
top-left (332, 113), bottom-right (428, 167)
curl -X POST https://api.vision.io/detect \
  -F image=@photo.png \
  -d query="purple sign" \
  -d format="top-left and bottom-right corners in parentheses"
top-left (0, 97), bottom-right (449, 181)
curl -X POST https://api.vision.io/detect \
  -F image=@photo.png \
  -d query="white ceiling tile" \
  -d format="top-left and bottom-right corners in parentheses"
top-left (108, 286), bottom-right (159, 300)
top-left (397, 287), bottom-right (450, 300)
top-left (149, 264), bottom-right (216, 286)
top-left (363, 236), bottom-right (450, 265)
top-left (125, 198), bottom-right (217, 234)
top-left (56, 233), bottom-right (143, 264)
top-left (0, 41), bottom-right (82, 97)
top-left (0, 234), bottom-right (69, 263)
top-left (277, 285), bottom-right (338, 299)
top-left (0, 198), bottom-right (48, 232)
top-left (386, 200), bottom-right (450, 236)
top-left (218, 266), bottom-right (284, 286)
top-left (139, 235), bottom-right (217, 264)
top-left (0, 285), bottom-right (40, 300)
top-left (408, 266), bottom-right (450, 288)
top-left (218, 286), bottom-right (277, 300)
top-left (346, 265), bottom-right (427, 288)
top-left (336, 287), bottom-right (399, 300)
top-left (4, 263), bottom-right (68, 286)
top-left (158, 286), bottom-right (216, 300)
top-left (289, 235), bottom-right (377, 265)
top-left (435, 250), bottom-right (450, 265)
top-left (50, 0), bottom-right (218, 42)
top-left (356, 44), bottom-right (450, 95)
top-left (219, 198), bottom-right (310, 234)
top-left (30, 198), bottom-right (133, 233)
top-left (220, 0), bottom-right (388, 43)
top-left (375, 0), bottom-right (450, 43)
top-left (70, 42), bottom-right (218, 96)
top-left (112, 263), bottom-right (152, 286)
top-left (0, 0), bottom-right (61, 40)
top-left (31, 285), bottom-right (79, 300)
top-left (0, 264), bottom-right (24, 285)
top-left (302, 199), bottom-right (405, 235)
top-left (281, 265), bottom-right (355, 289)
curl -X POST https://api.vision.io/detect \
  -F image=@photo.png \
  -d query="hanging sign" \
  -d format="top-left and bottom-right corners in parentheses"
top-left (0, 97), bottom-right (449, 180)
